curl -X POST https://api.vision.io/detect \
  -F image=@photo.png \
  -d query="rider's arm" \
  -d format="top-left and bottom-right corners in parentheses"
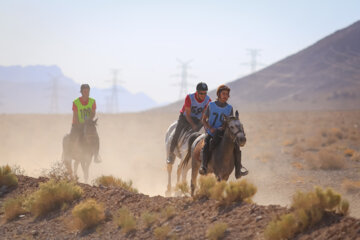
top-left (184, 107), bottom-right (197, 131)
top-left (72, 109), bottom-right (79, 124)
top-left (202, 107), bottom-right (215, 133)
top-left (90, 100), bottom-right (97, 119)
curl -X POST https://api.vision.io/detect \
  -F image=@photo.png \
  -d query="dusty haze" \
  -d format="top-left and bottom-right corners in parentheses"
top-left (1, 111), bottom-right (359, 218)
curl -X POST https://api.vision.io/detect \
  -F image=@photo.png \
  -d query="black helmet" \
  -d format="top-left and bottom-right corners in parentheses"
top-left (196, 82), bottom-right (208, 91)
top-left (80, 84), bottom-right (90, 92)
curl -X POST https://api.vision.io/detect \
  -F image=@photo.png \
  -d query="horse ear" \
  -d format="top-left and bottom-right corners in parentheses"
top-left (223, 115), bottom-right (229, 122)
top-left (235, 110), bottom-right (239, 119)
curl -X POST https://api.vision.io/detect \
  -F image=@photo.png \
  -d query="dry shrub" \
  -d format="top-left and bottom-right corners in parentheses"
top-left (351, 152), bottom-right (360, 162)
top-left (344, 148), bottom-right (355, 157)
top-left (330, 128), bottom-right (343, 140)
top-left (141, 211), bottom-right (157, 228)
top-left (317, 150), bottom-right (345, 170)
top-left (154, 225), bottom-right (171, 240)
top-left (282, 138), bottom-right (297, 147)
top-left (221, 179), bottom-right (257, 205)
top-left (2, 197), bottom-right (27, 222)
top-left (195, 175), bottom-right (217, 199)
top-left (175, 181), bottom-right (189, 196)
top-left (161, 206), bottom-right (176, 220)
top-left (206, 222), bottom-right (228, 240)
top-left (0, 165), bottom-right (18, 188)
top-left (72, 199), bottom-right (105, 231)
top-left (41, 161), bottom-right (71, 181)
top-left (115, 207), bottom-right (136, 233)
top-left (26, 179), bottom-right (83, 218)
top-left (304, 150), bottom-right (345, 170)
top-left (195, 175), bottom-right (257, 205)
top-left (305, 137), bottom-right (322, 150)
top-left (94, 175), bottom-right (138, 193)
top-left (342, 179), bottom-right (360, 193)
top-left (264, 187), bottom-right (349, 240)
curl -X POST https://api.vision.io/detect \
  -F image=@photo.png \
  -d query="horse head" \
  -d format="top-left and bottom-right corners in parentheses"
top-left (223, 110), bottom-right (246, 147)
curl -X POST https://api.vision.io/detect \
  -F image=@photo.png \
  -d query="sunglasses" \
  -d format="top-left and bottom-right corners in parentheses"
top-left (198, 92), bottom-right (207, 95)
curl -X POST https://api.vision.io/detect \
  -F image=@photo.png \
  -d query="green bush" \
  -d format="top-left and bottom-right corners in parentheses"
top-left (0, 165), bottom-right (18, 188)
top-left (94, 175), bottom-right (138, 193)
top-left (115, 207), bottom-right (136, 233)
top-left (153, 225), bottom-right (171, 240)
top-left (142, 211), bottom-right (157, 228)
top-left (72, 199), bottom-right (105, 230)
top-left (26, 179), bottom-right (83, 217)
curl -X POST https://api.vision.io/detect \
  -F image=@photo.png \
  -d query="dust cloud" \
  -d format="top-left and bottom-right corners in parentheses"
top-left (1, 111), bottom-right (359, 218)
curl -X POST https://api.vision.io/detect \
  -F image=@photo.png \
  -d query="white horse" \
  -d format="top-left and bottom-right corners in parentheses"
top-left (165, 121), bottom-right (202, 196)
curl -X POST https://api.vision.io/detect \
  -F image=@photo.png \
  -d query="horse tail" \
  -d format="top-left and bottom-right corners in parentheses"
top-left (180, 132), bottom-right (201, 171)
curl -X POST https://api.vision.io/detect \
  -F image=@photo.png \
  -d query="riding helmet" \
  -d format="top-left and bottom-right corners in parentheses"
top-left (216, 84), bottom-right (230, 97)
top-left (196, 82), bottom-right (208, 91)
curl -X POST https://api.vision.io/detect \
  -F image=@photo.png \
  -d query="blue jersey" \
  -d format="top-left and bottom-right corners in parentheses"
top-left (206, 101), bottom-right (233, 136)
top-left (183, 93), bottom-right (210, 120)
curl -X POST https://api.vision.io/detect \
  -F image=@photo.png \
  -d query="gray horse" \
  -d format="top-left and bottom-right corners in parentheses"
top-left (181, 111), bottom-right (247, 196)
top-left (165, 121), bottom-right (202, 196)
top-left (62, 119), bottom-right (99, 183)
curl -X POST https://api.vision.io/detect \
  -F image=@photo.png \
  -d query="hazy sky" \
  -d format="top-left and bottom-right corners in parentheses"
top-left (0, 0), bottom-right (359, 104)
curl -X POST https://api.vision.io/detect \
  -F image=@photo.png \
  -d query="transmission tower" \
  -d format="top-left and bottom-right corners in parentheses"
top-left (108, 69), bottom-right (124, 113)
top-left (48, 73), bottom-right (60, 113)
top-left (174, 59), bottom-right (195, 99)
top-left (242, 49), bottom-right (265, 74)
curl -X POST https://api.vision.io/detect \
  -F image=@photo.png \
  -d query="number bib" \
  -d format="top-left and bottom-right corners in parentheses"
top-left (183, 93), bottom-right (210, 120)
top-left (207, 102), bottom-right (233, 136)
top-left (74, 98), bottom-right (95, 123)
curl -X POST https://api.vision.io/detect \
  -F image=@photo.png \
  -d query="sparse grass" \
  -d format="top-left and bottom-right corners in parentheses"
top-left (342, 179), bottom-right (360, 193)
top-left (2, 197), bottom-right (27, 221)
top-left (282, 138), bottom-right (297, 147)
top-left (115, 207), bottom-right (136, 233)
top-left (175, 181), bottom-right (190, 196)
top-left (292, 145), bottom-right (304, 158)
top-left (264, 187), bottom-right (349, 240)
top-left (25, 179), bottom-right (83, 218)
top-left (206, 222), bottom-right (228, 240)
top-left (153, 225), bottom-right (171, 240)
top-left (161, 206), bottom-right (176, 220)
top-left (0, 165), bottom-right (18, 188)
top-left (94, 175), bottom-right (138, 193)
top-left (344, 148), bottom-right (355, 157)
top-left (194, 175), bottom-right (257, 205)
top-left (72, 199), bottom-right (105, 231)
top-left (351, 152), bottom-right (360, 162)
top-left (141, 211), bottom-right (157, 228)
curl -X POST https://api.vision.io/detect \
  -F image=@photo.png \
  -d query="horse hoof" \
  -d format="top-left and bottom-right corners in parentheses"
top-left (165, 190), bottom-right (172, 197)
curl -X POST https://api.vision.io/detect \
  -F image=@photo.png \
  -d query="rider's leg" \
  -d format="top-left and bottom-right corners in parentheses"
top-left (168, 114), bottom-right (187, 164)
top-left (234, 144), bottom-right (248, 179)
top-left (199, 134), bottom-right (212, 175)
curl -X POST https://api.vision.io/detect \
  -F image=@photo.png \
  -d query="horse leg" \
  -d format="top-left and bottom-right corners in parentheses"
top-left (165, 164), bottom-right (172, 197)
top-left (176, 163), bottom-right (182, 184)
top-left (74, 161), bottom-right (79, 181)
top-left (82, 159), bottom-right (90, 184)
top-left (191, 158), bottom-right (201, 197)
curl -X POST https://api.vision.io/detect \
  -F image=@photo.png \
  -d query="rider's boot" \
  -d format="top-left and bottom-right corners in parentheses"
top-left (199, 148), bottom-right (209, 175)
top-left (234, 148), bottom-right (248, 179)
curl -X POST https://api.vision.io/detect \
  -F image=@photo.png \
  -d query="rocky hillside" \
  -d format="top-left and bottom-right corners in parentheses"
top-left (0, 175), bottom-right (359, 239)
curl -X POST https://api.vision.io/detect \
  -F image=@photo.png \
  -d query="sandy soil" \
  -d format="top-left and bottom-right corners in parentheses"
top-left (0, 111), bottom-right (359, 218)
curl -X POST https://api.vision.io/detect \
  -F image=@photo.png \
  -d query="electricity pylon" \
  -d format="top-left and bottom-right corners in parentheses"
top-left (172, 59), bottom-right (196, 99)
top-left (108, 69), bottom-right (124, 113)
top-left (242, 49), bottom-right (265, 74)
top-left (48, 73), bottom-right (61, 113)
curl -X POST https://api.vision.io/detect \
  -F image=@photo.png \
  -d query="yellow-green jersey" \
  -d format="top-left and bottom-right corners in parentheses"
top-left (73, 97), bottom-right (96, 123)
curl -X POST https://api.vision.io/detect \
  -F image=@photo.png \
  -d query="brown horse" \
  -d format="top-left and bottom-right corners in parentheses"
top-left (62, 119), bottom-right (99, 183)
top-left (181, 111), bottom-right (246, 196)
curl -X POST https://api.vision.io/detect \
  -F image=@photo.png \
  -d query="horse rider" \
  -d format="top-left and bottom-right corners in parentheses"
top-left (70, 84), bottom-right (101, 163)
top-left (167, 82), bottom-right (211, 164)
top-left (199, 84), bottom-right (247, 178)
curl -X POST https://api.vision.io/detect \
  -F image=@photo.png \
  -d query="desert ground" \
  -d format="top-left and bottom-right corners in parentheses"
top-left (1, 110), bottom-right (359, 219)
